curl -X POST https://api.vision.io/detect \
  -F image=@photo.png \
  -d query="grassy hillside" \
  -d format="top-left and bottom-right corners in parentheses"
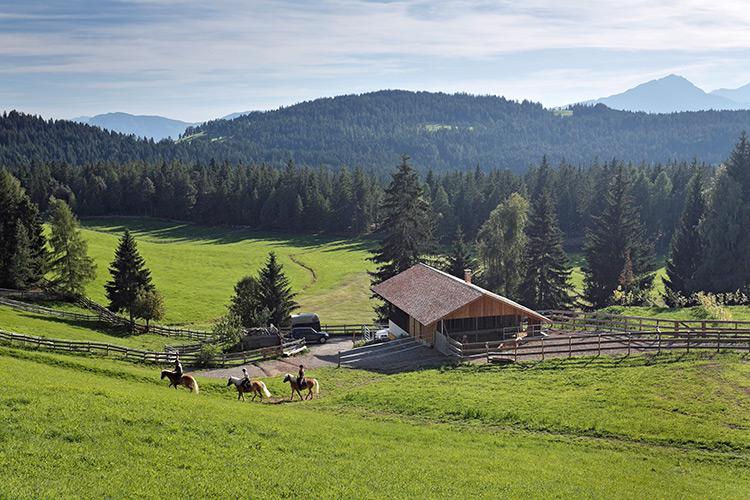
top-left (77, 217), bottom-right (377, 327)
top-left (1, 347), bottom-right (748, 497)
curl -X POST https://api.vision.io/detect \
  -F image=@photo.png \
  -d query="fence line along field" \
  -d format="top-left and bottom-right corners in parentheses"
top-left (77, 217), bottom-right (378, 327)
top-left (1, 346), bottom-right (748, 498)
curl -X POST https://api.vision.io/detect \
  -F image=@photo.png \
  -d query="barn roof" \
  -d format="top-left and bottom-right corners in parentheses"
top-left (371, 263), bottom-right (550, 325)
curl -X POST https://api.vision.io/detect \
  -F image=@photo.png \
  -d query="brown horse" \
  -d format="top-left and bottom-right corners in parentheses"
top-left (161, 369), bottom-right (199, 394)
top-left (283, 373), bottom-right (319, 401)
top-left (227, 376), bottom-right (271, 402)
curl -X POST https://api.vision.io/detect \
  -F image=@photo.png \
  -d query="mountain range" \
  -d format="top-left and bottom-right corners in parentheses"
top-left (72, 112), bottom-right (197, 141)
top-left (588, 75), bottom-right (750, 113)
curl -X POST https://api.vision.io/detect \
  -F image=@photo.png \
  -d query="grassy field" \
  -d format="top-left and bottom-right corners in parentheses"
top-left (0, 306), bottom-right (190, 351)
top-left (0, 347), bottom-right (748, 498)
top-left (77, 217), bottom-right (377, 327)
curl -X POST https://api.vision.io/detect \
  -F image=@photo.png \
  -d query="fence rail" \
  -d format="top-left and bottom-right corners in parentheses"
top-left (0, 329), bottom-right (305, 367)
top-left (0, 297), bottom-right (100, 322)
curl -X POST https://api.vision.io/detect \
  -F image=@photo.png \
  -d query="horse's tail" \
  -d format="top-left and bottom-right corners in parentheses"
top-left (314, 379), bottom-right (320, 395)
top-left (259, 381), bottom-right (271, 398)
top-left (190, 377), bottom-right (199, 394)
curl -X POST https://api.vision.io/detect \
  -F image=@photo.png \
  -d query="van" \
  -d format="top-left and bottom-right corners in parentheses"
top-left (290, 313), bottom-right (321, 332)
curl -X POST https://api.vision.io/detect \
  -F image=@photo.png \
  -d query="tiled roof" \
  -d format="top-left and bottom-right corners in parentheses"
top-left (371, 263), bottom-right (549, 325)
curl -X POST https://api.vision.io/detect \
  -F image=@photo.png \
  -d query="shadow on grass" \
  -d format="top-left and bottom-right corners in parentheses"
top-left (81, 216), bottom-right (376, 251)
top-left (15, 311), bottom-right (138, 339)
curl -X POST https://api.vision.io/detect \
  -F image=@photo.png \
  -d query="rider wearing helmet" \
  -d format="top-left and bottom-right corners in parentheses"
top-left (241, 367), bottom-right (252, 390)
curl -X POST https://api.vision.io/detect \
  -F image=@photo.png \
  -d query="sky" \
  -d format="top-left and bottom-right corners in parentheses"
top-left (2, 0), bottom-right (750, 122)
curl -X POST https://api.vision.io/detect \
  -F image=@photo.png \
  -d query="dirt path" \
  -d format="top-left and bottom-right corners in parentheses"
top-left (288, 253), bottom-right (318, 292)
top-left (194, 336), bottom-right (353, 379)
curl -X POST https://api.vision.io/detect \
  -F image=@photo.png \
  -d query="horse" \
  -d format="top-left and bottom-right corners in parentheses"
top-left (227, 376), bottom-right (271, 402)
top-left (282, 373), bottom-right (319, 401)
top-left (160, 370), bottom-right (199, 394)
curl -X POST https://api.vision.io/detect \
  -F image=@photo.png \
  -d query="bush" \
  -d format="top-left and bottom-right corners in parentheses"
top-left (196, 343), bottom-right (220, 368)
top-left (692, 292), bottom-right (732, 321)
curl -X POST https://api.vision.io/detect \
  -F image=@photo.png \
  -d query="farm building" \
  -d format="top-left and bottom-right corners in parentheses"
top-left (372, 263), bottom-right (550, 348)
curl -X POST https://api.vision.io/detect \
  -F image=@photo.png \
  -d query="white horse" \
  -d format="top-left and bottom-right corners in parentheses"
top-left (227, 376), bottom-right (271, 402)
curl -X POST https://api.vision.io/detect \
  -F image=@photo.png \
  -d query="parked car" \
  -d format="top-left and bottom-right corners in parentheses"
top-left (290, 327), bottom-right (329, 344)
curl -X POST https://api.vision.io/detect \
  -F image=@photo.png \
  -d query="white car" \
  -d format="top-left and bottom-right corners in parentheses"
top-left (374, 328), bottom-right (391, 340)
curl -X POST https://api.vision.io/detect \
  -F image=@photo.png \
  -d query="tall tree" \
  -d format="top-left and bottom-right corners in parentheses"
top-left (445, 225), bottom-right (476, 280)
top-left (133, 288), bottom-right (165, 331)
top-left (105, 230), bottom-right (154, 322)
top-left (254, 252), bottom-right (298, 327)
top-left (229, 275), bottom-right (271, 328)
top-left (0, 169), bottom-right (47, 288)
top-left (47, 198), bottom-right (97, 297)
top-left (698, 134), bottom-right (750, 292)
top-left (663, 169), bottom-right (705, 304)
top-left (476, 193), bottom-right (529, 296)
top-left (583, 165), bottom-right (655, 308)
top-left (370, 156), bottom-right (434, 319)
top-left (518, 162), bottom-right (573, 309)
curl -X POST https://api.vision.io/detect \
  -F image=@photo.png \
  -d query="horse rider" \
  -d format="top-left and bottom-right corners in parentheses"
top-left (297, 364), bottom-right (306, 389)
top-left (241, 368), bottom-right (252, 391)
top-left (174, 354), bottom-right (183, 379)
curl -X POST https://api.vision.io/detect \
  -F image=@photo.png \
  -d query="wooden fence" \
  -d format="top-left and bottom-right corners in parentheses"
top-left (0, 297), bottom-right (100, 322)
top-left (486, 329), bottom-right (750, 363)
top-left (0, 329), bottom-right (305, 367)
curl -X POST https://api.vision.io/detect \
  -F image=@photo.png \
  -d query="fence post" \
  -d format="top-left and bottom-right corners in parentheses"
top-left (657, 329), bottom-right (661, 355)
top-left (485, 342), bottom-right (489, 363)
top-left (514, 343), bottom-right (517, 363)
top-left (627, 333), bottom-right (631, 356)
top-left (338, 350), bottom-right (341, 368)
top-left (568, 336), bottom-right (572, 358)
top-left (597, 334), bottom-right (601, 356)
top-left (717, 332), bottom-right (721, 353)
top-left (686, 330), bottom-right (690, 354)
top-left (541, 338), bottom-right (545, 361)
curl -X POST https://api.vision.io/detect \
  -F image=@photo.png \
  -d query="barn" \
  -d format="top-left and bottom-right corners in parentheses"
top-left (372, 263), bottom-right (550, 348)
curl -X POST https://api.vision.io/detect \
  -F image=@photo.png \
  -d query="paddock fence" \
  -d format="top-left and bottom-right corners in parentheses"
top-left (0, 329), bottom-right (305, 368)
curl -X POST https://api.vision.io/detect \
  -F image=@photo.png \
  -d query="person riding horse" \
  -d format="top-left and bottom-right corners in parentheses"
top-left (174, 355), bottom-right (183, 379)
top-left (297, 364), bottom-right (306, 389)
top-left (240, 368), bottom-right (252, 391)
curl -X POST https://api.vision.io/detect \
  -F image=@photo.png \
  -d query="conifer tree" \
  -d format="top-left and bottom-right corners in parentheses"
top-left (105, 230), bottom-right (154, 322)
top-left (663, 169), bottom-right (705, 304)
top-left (370, 156), bottom-right (434, 320)
top-left (518, 162), bottom-right (573, 309)
top-left (48, 198), bottom-right (97, 297)
top-left (229, 275), bottom-right (271, 328)
top-left (446, 225), bottom-right (476, 279)
top-left (255, 252), bottom-right (298, 327)
top-left (583, 165), bottom-right (654, 308)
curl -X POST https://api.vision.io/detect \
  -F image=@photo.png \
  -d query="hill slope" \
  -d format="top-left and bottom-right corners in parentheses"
top-left (74, 112), bottom-right (196, 140)
top-left (1, 347), bottom-right (748, 497)
top-left (5, 90), bottom-right (750, 171)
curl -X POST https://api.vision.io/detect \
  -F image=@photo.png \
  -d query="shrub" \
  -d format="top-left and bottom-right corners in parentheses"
top-left (196, 343), bottom-right (220, 368)
top-left (692, 292), bottom-right (732, 321)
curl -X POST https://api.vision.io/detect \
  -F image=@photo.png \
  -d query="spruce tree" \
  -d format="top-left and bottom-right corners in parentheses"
top-left (583, 165), bottom-right (655, 308)
top-left (48, 198), bottom-right (97, 297)
top-left (663, 169), bottom-right (705, 304)
top-left (255, 252), bottom-right (298, 327)
top-left (105, 230), bottom-right (153, 322)
top-left (518, 169), bottom-right (573, 310)
top-left (370, 156), bottom-right (434, 320)
top-left (446, 226), bottom-right (476, 280)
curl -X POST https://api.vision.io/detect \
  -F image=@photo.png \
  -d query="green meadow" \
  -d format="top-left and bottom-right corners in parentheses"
top-left (0, 347), bottom-right (748, 498)
top-left (77, 217), bottom-right (377, 328)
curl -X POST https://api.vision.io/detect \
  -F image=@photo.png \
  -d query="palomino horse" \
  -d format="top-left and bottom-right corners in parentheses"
top-left (161, 370), bottom-right (199, 394)
top-left (227, 376), bottom-right (272, 402)
top-left (282, 373), bottom-right (319, 401)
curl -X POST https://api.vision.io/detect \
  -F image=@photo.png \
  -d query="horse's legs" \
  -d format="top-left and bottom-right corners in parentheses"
top-left (290, 388), bottom-right (294, 401)
top-left (297, 389), bottom-right (303, 401)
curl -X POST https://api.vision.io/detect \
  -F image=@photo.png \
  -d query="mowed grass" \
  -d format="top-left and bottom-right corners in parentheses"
top-left (0, 306), bottom-right (190, 351)
top-left (1, 348), bottom-right (749, 498)
top-left (77, 217), bottom-right (377, 327)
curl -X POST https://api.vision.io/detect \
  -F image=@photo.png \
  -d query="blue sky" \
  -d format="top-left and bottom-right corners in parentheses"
top-left (2, 0), bottom-right (750, 122)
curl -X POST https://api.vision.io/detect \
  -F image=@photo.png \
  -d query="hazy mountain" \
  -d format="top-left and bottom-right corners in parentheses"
top-left (590, 75), bottom-right (746, 113)
top-left (221, 111), bottom-right (254, 120)
top-left (711, 83), bottom-right (750, 104)
top-left (74, 112), bottom-right (196, 140)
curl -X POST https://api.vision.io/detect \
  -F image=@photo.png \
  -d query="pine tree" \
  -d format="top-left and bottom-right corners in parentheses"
top-left (48, 198), bottom-right (97, 297)
top-left (370, 156), bottom-right (434, 320)
top-left (583, 165), bottom-right (655, 308)
top-left (255, 252), bottom-right (298, 327)
top-left (7, 225), bottom-right (36, 289)
top-left (105, 230), bottom-right (154, 322)
top-left (663, 169), bottom-right (705, 304)
top-left (518, 166), bottom-right (573, 309)
top-left (476, 193), bottom-right (528, 296)
top-left (446, 226), bottom-right (476, 279)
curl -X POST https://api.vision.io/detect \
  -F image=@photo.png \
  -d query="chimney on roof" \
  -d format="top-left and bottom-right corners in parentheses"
top-left (464, 268), bottom-right (473, 284)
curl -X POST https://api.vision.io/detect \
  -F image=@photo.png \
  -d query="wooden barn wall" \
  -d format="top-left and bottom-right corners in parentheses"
top-left (442, 296), bottom-right (535, 321)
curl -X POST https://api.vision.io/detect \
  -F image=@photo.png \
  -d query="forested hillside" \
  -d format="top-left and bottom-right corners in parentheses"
top-left (4, 91), bottom-right (750, 171)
